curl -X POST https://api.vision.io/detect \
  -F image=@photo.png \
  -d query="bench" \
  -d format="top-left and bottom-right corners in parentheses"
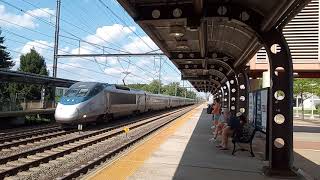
top-left (231, 125), bottom-right (257, 157)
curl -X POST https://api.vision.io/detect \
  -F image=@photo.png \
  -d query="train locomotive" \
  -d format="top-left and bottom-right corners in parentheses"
top-left (55, 82), bottom-right (195, 125)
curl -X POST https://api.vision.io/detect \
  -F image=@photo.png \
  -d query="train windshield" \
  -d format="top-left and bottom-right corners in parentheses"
top-left (64, 88), bottom-right (89, 97)
top-left (77, 89), bottom-right (89, 96)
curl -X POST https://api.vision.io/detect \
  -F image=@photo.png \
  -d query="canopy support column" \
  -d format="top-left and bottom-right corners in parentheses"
top-left (261, 29), bottom-right (295, 176)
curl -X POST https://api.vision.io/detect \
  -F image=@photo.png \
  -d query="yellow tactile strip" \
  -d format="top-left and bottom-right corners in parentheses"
top-left (86, 105), bottom-right (201, 180)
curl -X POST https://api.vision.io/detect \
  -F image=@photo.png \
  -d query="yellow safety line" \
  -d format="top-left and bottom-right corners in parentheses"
top-left (86, 106), bottom-right (201, 180)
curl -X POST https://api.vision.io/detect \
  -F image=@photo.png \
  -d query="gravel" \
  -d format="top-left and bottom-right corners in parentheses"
top-left (6, 113), bottom-right (180, 180)
top-left (0, 131), bottom-right (92, 158)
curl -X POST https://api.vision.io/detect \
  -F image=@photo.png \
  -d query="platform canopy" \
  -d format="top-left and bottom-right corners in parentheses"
top-left (0, 69), bottom-right (77, 87)
top-left (117, 0), bottom-right (310, 92)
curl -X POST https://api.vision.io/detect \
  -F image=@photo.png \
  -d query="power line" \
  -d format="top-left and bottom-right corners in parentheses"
top-left (20, 0), bottom-right (128, 52)
top-left (98, 0), bottom-right (155, 51)
top-left (2, 0), bottom-right (129, 56)
top-left (2, 1), bottom-right (174, 84)
top-left (6, 48), bottom-right (119, 79)
top-left (3, 29), bottom-right (161, 82)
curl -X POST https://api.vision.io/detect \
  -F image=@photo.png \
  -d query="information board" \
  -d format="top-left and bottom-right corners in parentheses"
top-left (248, 92), bottom-right (256, 125)
top-left (248, 88), bottom-right (269, 133)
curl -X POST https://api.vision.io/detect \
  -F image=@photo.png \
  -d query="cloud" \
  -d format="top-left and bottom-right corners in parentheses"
top-left (104, 67), bottom-right (123, 76)
top-left (123, 36), bottom-right (158, 53)
top-left (85, 24), bottom-right (136, 45)
top-left (70, 46), bottom-right (92, 55)
top-left (0, 5), bottom-right (54, 28)
top-left (21, 40), bottom-right (53, 55)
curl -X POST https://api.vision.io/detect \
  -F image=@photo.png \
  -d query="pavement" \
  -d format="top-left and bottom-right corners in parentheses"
top-left (86, 105), bottom-right (320, 180)
top-left (293, 119), bottom-right (320, 179)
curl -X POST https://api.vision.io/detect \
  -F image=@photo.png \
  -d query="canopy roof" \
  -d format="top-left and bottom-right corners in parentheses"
top-left (117, 0), bottom-right (310, 92)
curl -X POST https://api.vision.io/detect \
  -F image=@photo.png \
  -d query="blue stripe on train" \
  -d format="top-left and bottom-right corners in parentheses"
top-left (59, 96), bottom-right (90, 105)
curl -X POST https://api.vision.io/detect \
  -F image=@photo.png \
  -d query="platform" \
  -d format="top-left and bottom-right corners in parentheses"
top-left (0, 108), bottom-right (55, 118)
top-left (86, 105), bottom-right (317, 180)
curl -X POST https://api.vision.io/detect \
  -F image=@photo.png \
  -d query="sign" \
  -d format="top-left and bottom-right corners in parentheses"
top-left (123, 127), bottom-right (130, 133)
top-left (248, 88), bottom-right (269, 133)
top-left (123, 127), bottom-right (130, 139)
top-left (248, 92), bottom-right (256, 125)
top-left (260, 89), bottom-right (268, 132)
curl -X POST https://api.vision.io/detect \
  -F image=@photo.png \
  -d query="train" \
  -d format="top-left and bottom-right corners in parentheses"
top-left (55, 82), bottom-right (196, 125)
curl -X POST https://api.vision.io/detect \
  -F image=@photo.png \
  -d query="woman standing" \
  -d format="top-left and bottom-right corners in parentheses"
top-left (211, 99), bottom-right (221, 129)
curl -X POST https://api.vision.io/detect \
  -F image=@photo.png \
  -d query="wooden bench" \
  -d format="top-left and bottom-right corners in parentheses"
top-left (231, 125), bottom-right (257, 157)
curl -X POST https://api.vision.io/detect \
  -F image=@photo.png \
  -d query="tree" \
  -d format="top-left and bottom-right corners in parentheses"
top-left (0, 30), bottom-right (14, 69)
top-left (143, 80), bottom-right (162, 94)
top-left (127, 83), bottom-right (146, 90)
top-left (0, 31), bottom-right (15, 111)
top-left (18, 48), bottom-right (49, 100)
top-left (293, 78), bottom-right (320, 120)
top-left (19, 48), bottom-right (48, 75)
top-left (162, 82), bottom-right (179, 96)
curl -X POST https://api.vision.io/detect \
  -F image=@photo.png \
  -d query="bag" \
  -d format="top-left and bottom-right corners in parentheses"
top-left (207, 104), bottom-right (212, 114)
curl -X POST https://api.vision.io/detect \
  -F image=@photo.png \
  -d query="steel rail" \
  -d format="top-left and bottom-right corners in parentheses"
top-left (59, 105), bottom-right (196, 179)
top-left (0, 106), bottom-right (192, 178)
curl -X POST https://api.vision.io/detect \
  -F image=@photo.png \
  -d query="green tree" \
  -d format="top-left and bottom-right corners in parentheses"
top-left (18, 48), bottom-right (49, 100)
top-left (19, 48), bottom-right (48, 75)
top-left (0, 30), bottom-right (14, 69)
top-left (162, 82), bottom-right (179, 96)
top-left (293, 78), bottom-right (320, 119)
top-left (143, 80), bottom-right (162, 94)
top-left (127, 83), bottom-right (146, 90)
top-left (0, 31), bottom-right (15, 111)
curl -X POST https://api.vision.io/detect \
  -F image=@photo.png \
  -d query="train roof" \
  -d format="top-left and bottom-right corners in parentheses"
top-left (70, 82), bottom-right (100, 89)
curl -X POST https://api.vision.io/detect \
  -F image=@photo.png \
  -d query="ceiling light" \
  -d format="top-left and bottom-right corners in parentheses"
top-left (173, 8), bottom-right (182, 18)
top-left (152, 9), bottom-right (161, 19)
top-left (169, 25), bottom-right (185, 37)
top-left (176, 40), bottom-right (189, 50)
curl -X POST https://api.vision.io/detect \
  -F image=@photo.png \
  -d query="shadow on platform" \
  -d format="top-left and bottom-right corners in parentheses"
top-left (293, 125), bottom-right (320, 133)
top-left (172, 108), bottom-right (319, 180)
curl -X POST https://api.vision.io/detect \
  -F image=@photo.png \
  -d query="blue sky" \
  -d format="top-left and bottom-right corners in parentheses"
top-left (0, 0), bottom-right (199, 93)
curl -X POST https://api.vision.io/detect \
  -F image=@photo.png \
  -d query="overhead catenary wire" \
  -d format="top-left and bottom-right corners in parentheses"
top-left (14, 0), bottom-right (162, 81)
top-left (1, 0), bottom-right (130, 55)
top-left (2, 28), bottom-right (158, 83)
top-left (20, 0), bottom-right (130, 53)
top-left (97, 0), bottom-right (155, 51)
top-left (7, 48), bottom-right (100, 81)
top-left (2, 1), bottom-right (181, 85)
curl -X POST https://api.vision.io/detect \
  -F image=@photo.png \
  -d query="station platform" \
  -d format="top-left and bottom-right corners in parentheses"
top-left (0, 108), bottom-right (55, 118)
top-left (86, 104), bottom-right (317, 180)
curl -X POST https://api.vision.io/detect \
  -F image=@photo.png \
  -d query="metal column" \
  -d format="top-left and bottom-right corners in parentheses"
top-left (228, 74), bottom-right (238, 116)
top-left (261, 29), bottom-right (295, 176)
top-left (237, 71), bottom-right (250, 117)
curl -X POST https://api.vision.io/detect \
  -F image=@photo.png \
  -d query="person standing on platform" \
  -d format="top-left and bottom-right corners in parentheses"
top-left (211, 99), bottom-right (221, 129)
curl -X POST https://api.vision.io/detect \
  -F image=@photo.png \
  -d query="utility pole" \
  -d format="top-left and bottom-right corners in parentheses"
top-left (158, 57), bottom-right (162, 94)
top-left (52, 0), bottom-right (61, 107)
top-left (53, 0), bottom-right (61, 78)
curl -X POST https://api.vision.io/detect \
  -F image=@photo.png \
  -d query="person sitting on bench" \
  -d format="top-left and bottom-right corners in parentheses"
top-left (209, 109), bottom-right (228, 142)
top-left (217, 113), bottom-right (247, 150)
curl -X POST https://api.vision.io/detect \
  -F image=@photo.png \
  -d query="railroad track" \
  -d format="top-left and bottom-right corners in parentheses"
top-left (0, 124), bottom-right (61, 144)
top-left (0, 105), bottom-right (196, 179)
top-left (0, 123), bottom-right (60, 136)
top-left (0, 107), bottom-right (187, 153)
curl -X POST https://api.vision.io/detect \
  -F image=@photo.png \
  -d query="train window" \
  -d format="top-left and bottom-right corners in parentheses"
top-left (110, 93), bottom-right (136, 104)
top-left (77, 89), bottom-right (89, 97)
top-left (64, 89), bottom-right (79, 97)
top-left (88, 84), bottom-right (104, 97)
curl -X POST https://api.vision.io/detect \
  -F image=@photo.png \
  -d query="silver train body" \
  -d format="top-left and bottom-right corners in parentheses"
top-left (55, 82), bottom-right (195, 124)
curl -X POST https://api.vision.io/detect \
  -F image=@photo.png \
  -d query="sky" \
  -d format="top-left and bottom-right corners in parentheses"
top-left (0, 0), bottom-right (205, 96)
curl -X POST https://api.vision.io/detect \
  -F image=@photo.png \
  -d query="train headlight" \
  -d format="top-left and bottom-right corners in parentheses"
top-left (83, 115), bottom-right (87, 118)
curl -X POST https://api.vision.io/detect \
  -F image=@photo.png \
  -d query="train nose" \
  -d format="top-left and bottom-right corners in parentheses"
top-left (55, 104), bottom-right (79, 122)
